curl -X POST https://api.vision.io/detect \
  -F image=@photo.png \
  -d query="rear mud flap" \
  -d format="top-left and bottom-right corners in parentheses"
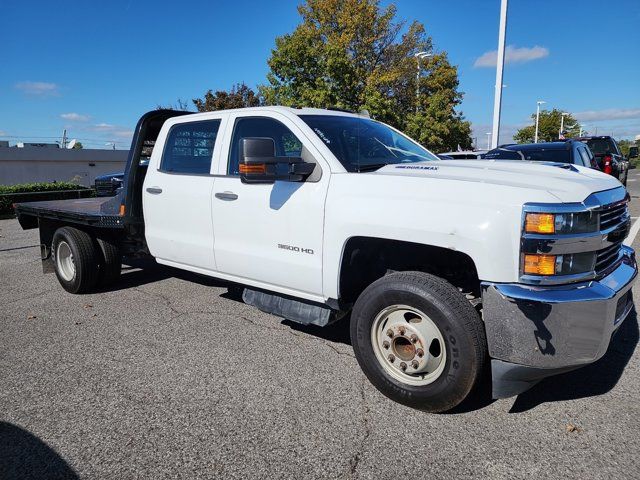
top-left (40, 244), bottom-right (55, 274)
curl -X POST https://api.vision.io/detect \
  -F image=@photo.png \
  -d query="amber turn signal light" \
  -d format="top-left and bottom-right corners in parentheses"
top-left (523, 254), bottom-right (557, 275)
top-left (239, 163), bottom-right (267, 174)
top-left (525, 213), bottom-right (555, 234)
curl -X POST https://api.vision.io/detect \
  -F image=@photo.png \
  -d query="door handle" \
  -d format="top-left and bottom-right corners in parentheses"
top-left (146, 187), bottom-right (163, 194)
top-left (215, 191), bottom-right (238, 201)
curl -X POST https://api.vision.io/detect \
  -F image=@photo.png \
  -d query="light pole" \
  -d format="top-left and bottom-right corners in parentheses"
top-left (490, 0), bottom-right (508, 149)
top-left (534, 100), bottom-right (546, 143)
top-left (414, 51), bottom-right (432, 113)
top-left (559, 112), bottom-right (569, 138)
top-left (486, 132), bottom-right (492, 149)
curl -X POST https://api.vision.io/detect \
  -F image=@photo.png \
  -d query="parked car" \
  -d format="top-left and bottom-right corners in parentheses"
top-left (439, 149), bottom-right (487, 159)
top-left (483, 140), bottom-right (601, 170)
top-left (577, 136), bottom-right (629, 185)
top-left (94, 143), bottom-right (155, 196)
top-left (14, 107), bottom-right (636, 412)
top-left (94, 172), bottom-right (124, 197)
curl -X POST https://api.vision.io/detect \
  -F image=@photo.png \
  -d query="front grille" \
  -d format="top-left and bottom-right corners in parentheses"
top-left (595, 241), bottom-right (623, 276)
top-left (599, 202), bottom-right (628, 230)
top-left (593, 199), bottom-right (629, 276)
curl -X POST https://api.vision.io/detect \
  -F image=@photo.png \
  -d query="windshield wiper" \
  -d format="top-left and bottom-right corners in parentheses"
top-left (355, 163), bottom-right (388, 172)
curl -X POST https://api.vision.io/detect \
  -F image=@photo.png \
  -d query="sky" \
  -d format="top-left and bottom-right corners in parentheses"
top-left (2, 0), bottom-right (639, 150)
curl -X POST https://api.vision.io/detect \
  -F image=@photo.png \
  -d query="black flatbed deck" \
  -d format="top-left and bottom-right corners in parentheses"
top-left (15, 197), bottom-right (124, 229)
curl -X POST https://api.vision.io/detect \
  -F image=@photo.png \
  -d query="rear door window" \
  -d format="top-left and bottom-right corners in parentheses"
top-left (161, 120), bottom-right (221, 174)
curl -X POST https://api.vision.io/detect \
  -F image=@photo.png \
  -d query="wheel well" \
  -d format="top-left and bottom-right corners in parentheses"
top-left (38, 219), bottom-right (123, 256)
top-left (338, 237), bottom-right (480, 305)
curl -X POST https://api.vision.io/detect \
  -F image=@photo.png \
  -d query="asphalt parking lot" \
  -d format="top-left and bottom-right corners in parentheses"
top-left (2, 171), bottom-right (640, 480)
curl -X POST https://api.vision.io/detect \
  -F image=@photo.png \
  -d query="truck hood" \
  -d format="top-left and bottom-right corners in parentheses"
top-left (372, 160), bottom-right (622, 203)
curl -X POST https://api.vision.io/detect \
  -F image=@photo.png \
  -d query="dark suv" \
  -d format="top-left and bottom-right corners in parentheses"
top-left (577, 136), bottom-right (629, 185)
top-left (483, 140), bottom-right (601, 170)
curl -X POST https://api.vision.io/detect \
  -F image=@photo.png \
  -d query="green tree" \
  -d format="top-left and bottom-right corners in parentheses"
top-left (157, 99), bottom-right (191, 111)
top-left (514, 109), bottom-right (580, 143)
top-left (618, 139), bottom-right (633, 157)
top-left (72, 141), bottom-right (83, 149)
top-left (193, 83), bottom-right (260, 112)
top-left (259, 0), bottom-right (471, 152)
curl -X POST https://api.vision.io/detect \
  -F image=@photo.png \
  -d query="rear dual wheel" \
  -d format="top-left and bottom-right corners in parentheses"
top-left (52, 227), bottom-right (121, 294)
top-left (350, 271), bottom-right (487, 413)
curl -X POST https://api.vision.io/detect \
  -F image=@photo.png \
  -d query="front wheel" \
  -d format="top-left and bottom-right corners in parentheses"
top-left (350, 271), bottom-right (487, 412)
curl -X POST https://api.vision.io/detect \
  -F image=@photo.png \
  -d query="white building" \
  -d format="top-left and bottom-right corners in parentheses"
top-left (0, 147), bottom-right (128, 186)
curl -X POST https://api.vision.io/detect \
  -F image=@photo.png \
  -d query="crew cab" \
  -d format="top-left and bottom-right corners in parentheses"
top-left (577, 136), bottom-right (629, 185)
top-left (14, 107), bottom-right (637, 412)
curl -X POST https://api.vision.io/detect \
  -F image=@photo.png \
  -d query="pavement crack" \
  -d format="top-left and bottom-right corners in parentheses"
top-left (131, 288), bottom-right (355, 359)
top-left (348, 377), bottom-right (372, 478)
top-left (323, 341), bottom-right (356, 358)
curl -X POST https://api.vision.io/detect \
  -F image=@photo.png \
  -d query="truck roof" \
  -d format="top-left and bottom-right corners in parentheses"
top-left (173, 105), bottom-right (369, 119)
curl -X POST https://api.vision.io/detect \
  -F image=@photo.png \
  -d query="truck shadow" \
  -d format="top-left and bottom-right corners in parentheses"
top-left (0, 422), bottom-right (79, 480)
top-left (509, 309), bottom-right (639, 413)
top-left (98, 257), bottom-right (230, 292)
top-left (106, 260), bottom-right (638, 415)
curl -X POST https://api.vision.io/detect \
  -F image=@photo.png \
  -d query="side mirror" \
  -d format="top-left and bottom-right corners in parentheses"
top-left (239, 137), bottom-right (315, 184)
top-left (629, 146), bottom-right (638, 159)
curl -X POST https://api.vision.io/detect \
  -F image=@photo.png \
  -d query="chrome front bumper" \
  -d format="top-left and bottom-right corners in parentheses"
top-left (482, 246), bottom-right (637, 398)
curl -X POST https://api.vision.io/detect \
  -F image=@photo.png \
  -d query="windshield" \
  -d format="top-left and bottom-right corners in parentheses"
top-left (585, 138), bottom-right (615, 156)
top-left (299, 115), bottom-right (439, 172)
top-left (484, 148), bottom-right (571, 163)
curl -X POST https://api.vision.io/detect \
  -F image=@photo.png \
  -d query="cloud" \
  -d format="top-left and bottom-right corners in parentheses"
top-left (60, 112), bottom-right (90, 122)
top-left (15, 81), bottom-right (60, 96)
top-left (92, 123), bottom-right (115, 131)
top-left (574, 108), bottom-right (640, 122)
top-left (474, 45), bottom-right (549, 68)
top-left (87, 123), bottom-right (134, 140)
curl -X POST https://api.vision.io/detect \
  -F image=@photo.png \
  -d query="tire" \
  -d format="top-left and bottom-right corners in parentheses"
top-left (51, 227), bottom-right (100, 294)
top-left (350, 271), bottom-right (487, 412)
top-left (96, 237), bottom-right (122, 287)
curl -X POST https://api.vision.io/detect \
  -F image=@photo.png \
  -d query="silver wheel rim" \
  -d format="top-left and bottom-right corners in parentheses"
top-left (371, 304), bottom-right (447, 386)
top-left (56, 241), bottom-right (76, 282)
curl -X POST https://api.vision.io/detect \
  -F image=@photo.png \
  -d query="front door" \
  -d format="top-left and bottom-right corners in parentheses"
top-left (143, 118), bottom-right (223, 271)
top-left (211, 114), bottom-right (328, 299)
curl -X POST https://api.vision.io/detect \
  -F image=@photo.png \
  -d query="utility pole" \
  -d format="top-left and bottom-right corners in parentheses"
top-left (534, 100), bottom-right (546, 143)
top-left (490, 0), bottom-right (508, 149)
top-left (414, 51), bottom-right (432, 113)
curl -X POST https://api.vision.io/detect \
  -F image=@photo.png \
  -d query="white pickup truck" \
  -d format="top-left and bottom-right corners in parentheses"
top-left (15, 107), bottom-right (637, 412)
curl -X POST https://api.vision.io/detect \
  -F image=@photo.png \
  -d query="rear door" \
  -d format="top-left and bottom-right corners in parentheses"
top-left (210, 113), bottom-right (329, 300)
top-left (143, 116), bottom-right (226, 272)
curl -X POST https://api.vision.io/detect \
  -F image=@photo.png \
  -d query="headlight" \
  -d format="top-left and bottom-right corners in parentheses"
top-left (523, 252), bottom-right (596, 276)
top-left (524, 211), bottom-right (598, 235)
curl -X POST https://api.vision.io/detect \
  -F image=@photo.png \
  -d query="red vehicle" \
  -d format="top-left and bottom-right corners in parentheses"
top-left (577, 136), bottom-right (630, 186)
